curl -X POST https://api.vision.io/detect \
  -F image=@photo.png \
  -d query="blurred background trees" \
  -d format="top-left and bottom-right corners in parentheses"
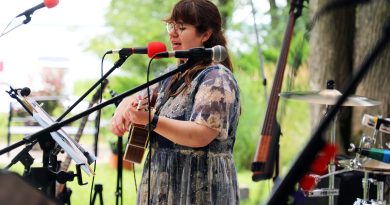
top-left (0, 0), bottom-right (385, 204)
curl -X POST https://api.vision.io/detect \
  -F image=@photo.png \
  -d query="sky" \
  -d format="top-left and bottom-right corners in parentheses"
top-left (0, 0), bottom-right (111, 112)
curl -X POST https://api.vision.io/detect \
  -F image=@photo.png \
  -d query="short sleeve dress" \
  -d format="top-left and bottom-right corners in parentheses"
top-left (136, 64), bottom-right (241, 205)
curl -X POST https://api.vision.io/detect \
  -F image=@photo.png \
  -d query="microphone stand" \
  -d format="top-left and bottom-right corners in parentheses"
top-left (0, 53), bottom-right (128, 202)
top-left (266, 17), bottom-right (390, 205)
top-left (57, 53), bottom-right (130, 122)
top-left (1, 57), bottom-right (197, 203)
top-left (109, 89), bottom-right (124, 205)
top-left (0, 52), bottom-right (130, 155)
top-left (0, 57), bottom-right (196, 203)
top-left (0, 9), bottom-right (36, 38)
top-left (0, 57), bottom-right (196, 167)
top-left (116, 135), bottom-right (124, 205)
top-left (0, 53), bottom-right (130, 163)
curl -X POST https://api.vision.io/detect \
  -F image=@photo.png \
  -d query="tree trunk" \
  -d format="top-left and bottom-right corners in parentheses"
top-left (352, 0), bottom-right (390, 146)
top-left (309, 0), bottom-right (355, 153)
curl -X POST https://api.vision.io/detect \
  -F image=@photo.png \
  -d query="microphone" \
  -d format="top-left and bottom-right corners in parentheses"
top-left (20, 87), bottom-right (31, 97)
top-left (16, 0), bottom-right (59, 18)
top-left (155, 45), bottom-right (227, 63)
top-left (15, 87), bottom-right (31, 97)
top-left (107, 42), bottom-right (167, 58)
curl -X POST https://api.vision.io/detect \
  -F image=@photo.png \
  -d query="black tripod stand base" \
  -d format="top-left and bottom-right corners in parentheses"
top-left (92, 184), bottom-right (104, 205)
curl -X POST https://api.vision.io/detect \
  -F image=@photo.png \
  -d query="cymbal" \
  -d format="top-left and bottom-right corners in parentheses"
top-left (362, 158), bottom-right (390, 172)
top-left (338, 159), bottom-right (390, 174)
top-left (279, 89), bottom-right (381, 107)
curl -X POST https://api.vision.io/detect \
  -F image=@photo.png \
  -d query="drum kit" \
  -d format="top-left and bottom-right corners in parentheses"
top-left (280, 80), bottom-right (389, 205)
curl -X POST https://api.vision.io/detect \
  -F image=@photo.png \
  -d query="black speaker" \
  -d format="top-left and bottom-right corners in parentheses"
top-left (0, 170), bottom-right (58, 205)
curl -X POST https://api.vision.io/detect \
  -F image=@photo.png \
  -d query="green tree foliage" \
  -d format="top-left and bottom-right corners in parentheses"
top-left (88, 0), bottom-right (177, 77)
top-left (233, 69), bottom-right (266, 170)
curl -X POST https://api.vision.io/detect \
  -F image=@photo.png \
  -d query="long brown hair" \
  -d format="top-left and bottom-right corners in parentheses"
top-left (164, 0), bottom-right (233, 96)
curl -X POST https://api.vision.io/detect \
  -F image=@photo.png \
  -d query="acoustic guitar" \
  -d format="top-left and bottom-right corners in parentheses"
top-left (123, 93), bottom-right (158, 164)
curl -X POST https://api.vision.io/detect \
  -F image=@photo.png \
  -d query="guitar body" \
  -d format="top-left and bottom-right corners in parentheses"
top-left (123, 124), bottom-right (150, 163)
top-left (123, 93), bottom-right (158, 164)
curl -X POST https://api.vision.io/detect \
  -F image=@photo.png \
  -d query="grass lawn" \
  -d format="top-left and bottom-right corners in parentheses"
top-left (3, 162), bottom-right (271, 205)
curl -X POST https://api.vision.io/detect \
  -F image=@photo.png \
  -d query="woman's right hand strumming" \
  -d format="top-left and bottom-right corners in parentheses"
top-left (110, 96), bottom-right (135, 136)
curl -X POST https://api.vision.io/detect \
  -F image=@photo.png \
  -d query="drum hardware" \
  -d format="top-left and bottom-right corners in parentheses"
top-left (305, 188), bottom-right (339, 198)
top-left (361, 114), bottom-right (390, 150)
top-left (347, 114), bottom-right (390, 172)
top-left (354, 198), bottom-right (386, 205)
top-left (279, 82), bottom-right (381, 205)
top-left (354, 135), bottom-right (376, 169)
top-left (302, 169), bottom-right (353, 198)
top-left (279, 89), bottom-right (381, 107)
top-left (328, 113), bottom-right (337, 205)
top-left (297, 106), bottom-right (339, 204)
top-left (282, 85), bottom-right (383, 204)
top-left (348, 114), bottom-right (390, 205)
top-left (353, 172), bottom-right (386, 205)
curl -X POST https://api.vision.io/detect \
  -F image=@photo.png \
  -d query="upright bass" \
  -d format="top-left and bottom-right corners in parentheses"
top-left (251, 0), bottom-right (304, 181)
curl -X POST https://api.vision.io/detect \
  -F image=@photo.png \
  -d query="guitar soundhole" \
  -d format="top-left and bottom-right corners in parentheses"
top-left (129, 125), bottom-right (149, 147)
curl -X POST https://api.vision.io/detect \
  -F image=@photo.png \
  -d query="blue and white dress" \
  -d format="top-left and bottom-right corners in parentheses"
top-left (137, 64), bottom-right (241, 205)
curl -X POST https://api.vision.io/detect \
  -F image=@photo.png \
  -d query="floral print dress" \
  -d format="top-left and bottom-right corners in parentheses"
top-left (137, 64), bottom-right (241, 205)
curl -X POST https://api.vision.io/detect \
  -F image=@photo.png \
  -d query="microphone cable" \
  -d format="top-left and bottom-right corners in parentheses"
top-left (145, 55), bottom-right (158, 205)
top-left (88, 52), bottom-right (109, 205)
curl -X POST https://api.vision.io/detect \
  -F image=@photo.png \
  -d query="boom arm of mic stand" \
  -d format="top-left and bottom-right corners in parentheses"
top-left (0, 58), bottom-right (196, 156)
top-left (58, 58), bottom-right (196, 127)
top-left (0, 6), bottom-right (46, 39)
top-left (56, 54), bottom-right (130, 122)
top-left (0, 55), bottom-right (128, 157)
top-left (266, 18), bottom-right (390, 205)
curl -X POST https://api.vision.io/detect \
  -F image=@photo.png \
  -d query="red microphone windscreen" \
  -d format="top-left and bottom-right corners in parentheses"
top-left (147, 42), bottom-right (166, 58)
top-left (44, 0), bottom-right (59, 8)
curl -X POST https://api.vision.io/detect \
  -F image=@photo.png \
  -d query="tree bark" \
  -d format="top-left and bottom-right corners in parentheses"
top-left (309, 0), bottom-right (355, 153)
top-left (352, 0), bottom-right (390, 145)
